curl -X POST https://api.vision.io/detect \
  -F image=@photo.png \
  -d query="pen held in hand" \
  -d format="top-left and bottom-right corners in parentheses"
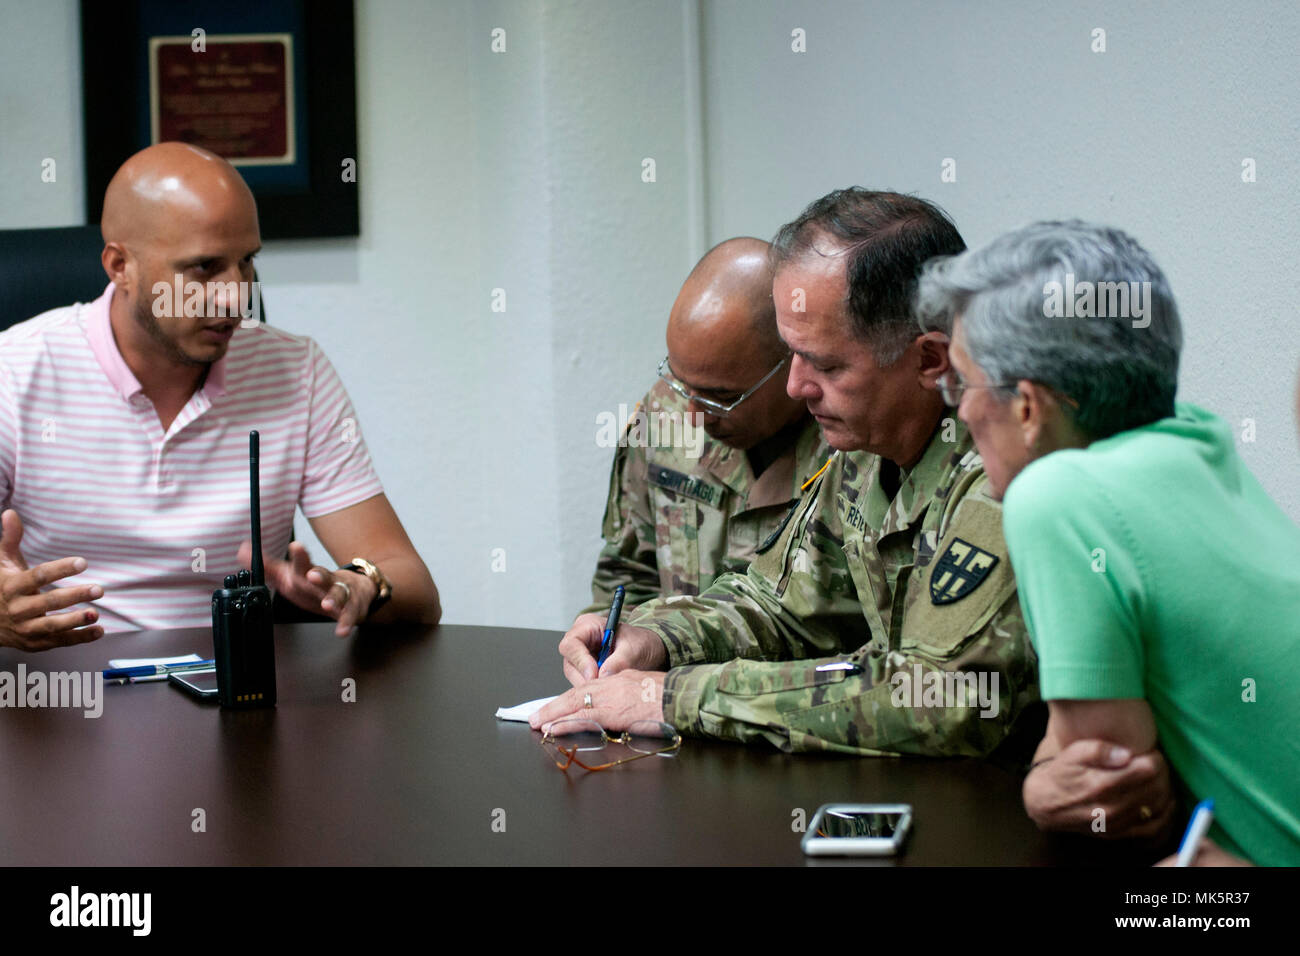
top-left (596, 585), bottom-right (626, 671)
top-left (1175, 798), bottom-right (1214, 866)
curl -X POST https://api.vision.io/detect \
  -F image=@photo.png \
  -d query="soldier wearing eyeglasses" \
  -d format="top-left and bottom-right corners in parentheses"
top-left (539, 190), bottom-right (1044, 766)
top-left (577, 238), bottom-right (828, 618)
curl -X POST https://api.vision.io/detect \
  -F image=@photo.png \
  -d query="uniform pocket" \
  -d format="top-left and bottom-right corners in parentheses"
top-left (658, 495), bottom-right (701, 594)
top-left (714, 658), bottom-right (849, 698)
top-left (599, 443), bottom-right (631, 538)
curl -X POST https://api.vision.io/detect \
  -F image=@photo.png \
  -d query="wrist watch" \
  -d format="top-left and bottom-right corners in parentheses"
top-left (340, 557), bottom-right (393, 617)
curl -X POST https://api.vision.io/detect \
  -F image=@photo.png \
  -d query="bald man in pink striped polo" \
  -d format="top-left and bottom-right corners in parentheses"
top-left (0, 143), bottom-right (440, 650)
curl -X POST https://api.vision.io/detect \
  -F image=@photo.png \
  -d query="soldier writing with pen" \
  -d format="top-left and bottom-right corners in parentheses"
top-left (535, 189), bottom-right (1177, 849)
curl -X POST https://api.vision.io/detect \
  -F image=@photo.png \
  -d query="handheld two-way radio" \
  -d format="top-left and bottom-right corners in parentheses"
top-left (211, 430), bottom-right (277, 708)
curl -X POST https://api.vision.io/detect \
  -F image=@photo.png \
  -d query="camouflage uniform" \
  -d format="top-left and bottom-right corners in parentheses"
top-left (582, 379), bottom-right (828, 615)
top-left (626, 420), bottom-right (1042, 760)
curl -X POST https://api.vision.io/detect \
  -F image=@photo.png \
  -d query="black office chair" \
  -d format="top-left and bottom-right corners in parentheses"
top-left (0, 224), bottom-right (268, 334)
top-left (0, 226), bottom-right (108, 331)
top-left (0, 225), bottom-right (320, 622)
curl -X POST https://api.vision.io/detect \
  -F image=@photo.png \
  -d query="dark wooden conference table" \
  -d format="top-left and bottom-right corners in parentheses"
top-left (0, 623), bottom-right (1110, 866)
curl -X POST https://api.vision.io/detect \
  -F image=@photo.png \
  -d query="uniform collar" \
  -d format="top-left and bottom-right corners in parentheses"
top-left (694, 411), bottom-right (824, 508)
top-left (872, 415), bottom-right (976, 537)
top-left (744, 414), bottom-right (826, 509)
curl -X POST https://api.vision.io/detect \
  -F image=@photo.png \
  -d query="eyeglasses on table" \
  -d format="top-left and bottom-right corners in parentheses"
top-left (539, 718), bottom-right (682, 772)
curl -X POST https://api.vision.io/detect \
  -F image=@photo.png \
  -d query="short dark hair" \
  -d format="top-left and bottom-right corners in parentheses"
top-left (770, 188), bottom-right (966, 364)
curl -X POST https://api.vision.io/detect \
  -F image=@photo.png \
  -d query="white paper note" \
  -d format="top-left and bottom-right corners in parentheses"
top-left (495, 696), bottom-right (558, 722)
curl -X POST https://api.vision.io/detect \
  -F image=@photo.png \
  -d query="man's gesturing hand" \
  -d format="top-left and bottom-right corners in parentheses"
top-left (558, 613), bottom-right (667, 685)
top-left (1023, 739), bottom-right (1177, 841)
top-left (238, 540), bottom-right (375, 637)
top-left (0, 510), bottom-right (104, 651)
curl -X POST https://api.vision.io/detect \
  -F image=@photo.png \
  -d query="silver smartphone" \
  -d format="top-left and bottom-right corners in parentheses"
top-left (168, 668), bottom-right (221, 700)
top-left (801, 803), bottom-right (913, 856)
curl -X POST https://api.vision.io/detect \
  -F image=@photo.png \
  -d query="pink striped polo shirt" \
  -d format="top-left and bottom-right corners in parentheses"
top-left (0, 282), bottom-right (385, 634)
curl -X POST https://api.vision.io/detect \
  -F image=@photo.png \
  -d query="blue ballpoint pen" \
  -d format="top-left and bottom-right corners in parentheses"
top-left (1176, 798), bottom-right (1215, 867)
top-left (595, 585), bottom-right (626, 671)
top-left (103, 660), bottom-right (216, 681)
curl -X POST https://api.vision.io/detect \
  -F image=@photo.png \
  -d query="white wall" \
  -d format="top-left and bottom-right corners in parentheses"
top-left (701, 0), bottom-right (1300, 517)
top-left (0, 0), bottom-right (83, 225)
top-left (1, 0), bottom-right (1296, 630)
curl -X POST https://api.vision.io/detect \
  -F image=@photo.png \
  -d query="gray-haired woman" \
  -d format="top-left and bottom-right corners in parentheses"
top-left (916, 221), bottom-right (1298, 866)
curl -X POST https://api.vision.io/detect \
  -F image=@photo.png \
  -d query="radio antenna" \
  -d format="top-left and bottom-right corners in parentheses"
top-left (249, 430), bottom-right (264, 587)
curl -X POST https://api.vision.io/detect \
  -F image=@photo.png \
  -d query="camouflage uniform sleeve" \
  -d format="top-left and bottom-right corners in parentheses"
top-left (580, 437), bottom-right (662, 615)
top-left (625, 453), bottom-right (870, 669)
top-left (650, 472), bottom-right (1040, 758)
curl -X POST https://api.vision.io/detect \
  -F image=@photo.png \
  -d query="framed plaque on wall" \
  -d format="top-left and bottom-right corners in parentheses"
top-left (81, 0), bottom-right (358, 239)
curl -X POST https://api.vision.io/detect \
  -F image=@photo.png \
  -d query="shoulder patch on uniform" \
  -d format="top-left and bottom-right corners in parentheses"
top-left (647, 464), bottom-right (724, 507)
top-left (929, 537), bottom-right (999, 604)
